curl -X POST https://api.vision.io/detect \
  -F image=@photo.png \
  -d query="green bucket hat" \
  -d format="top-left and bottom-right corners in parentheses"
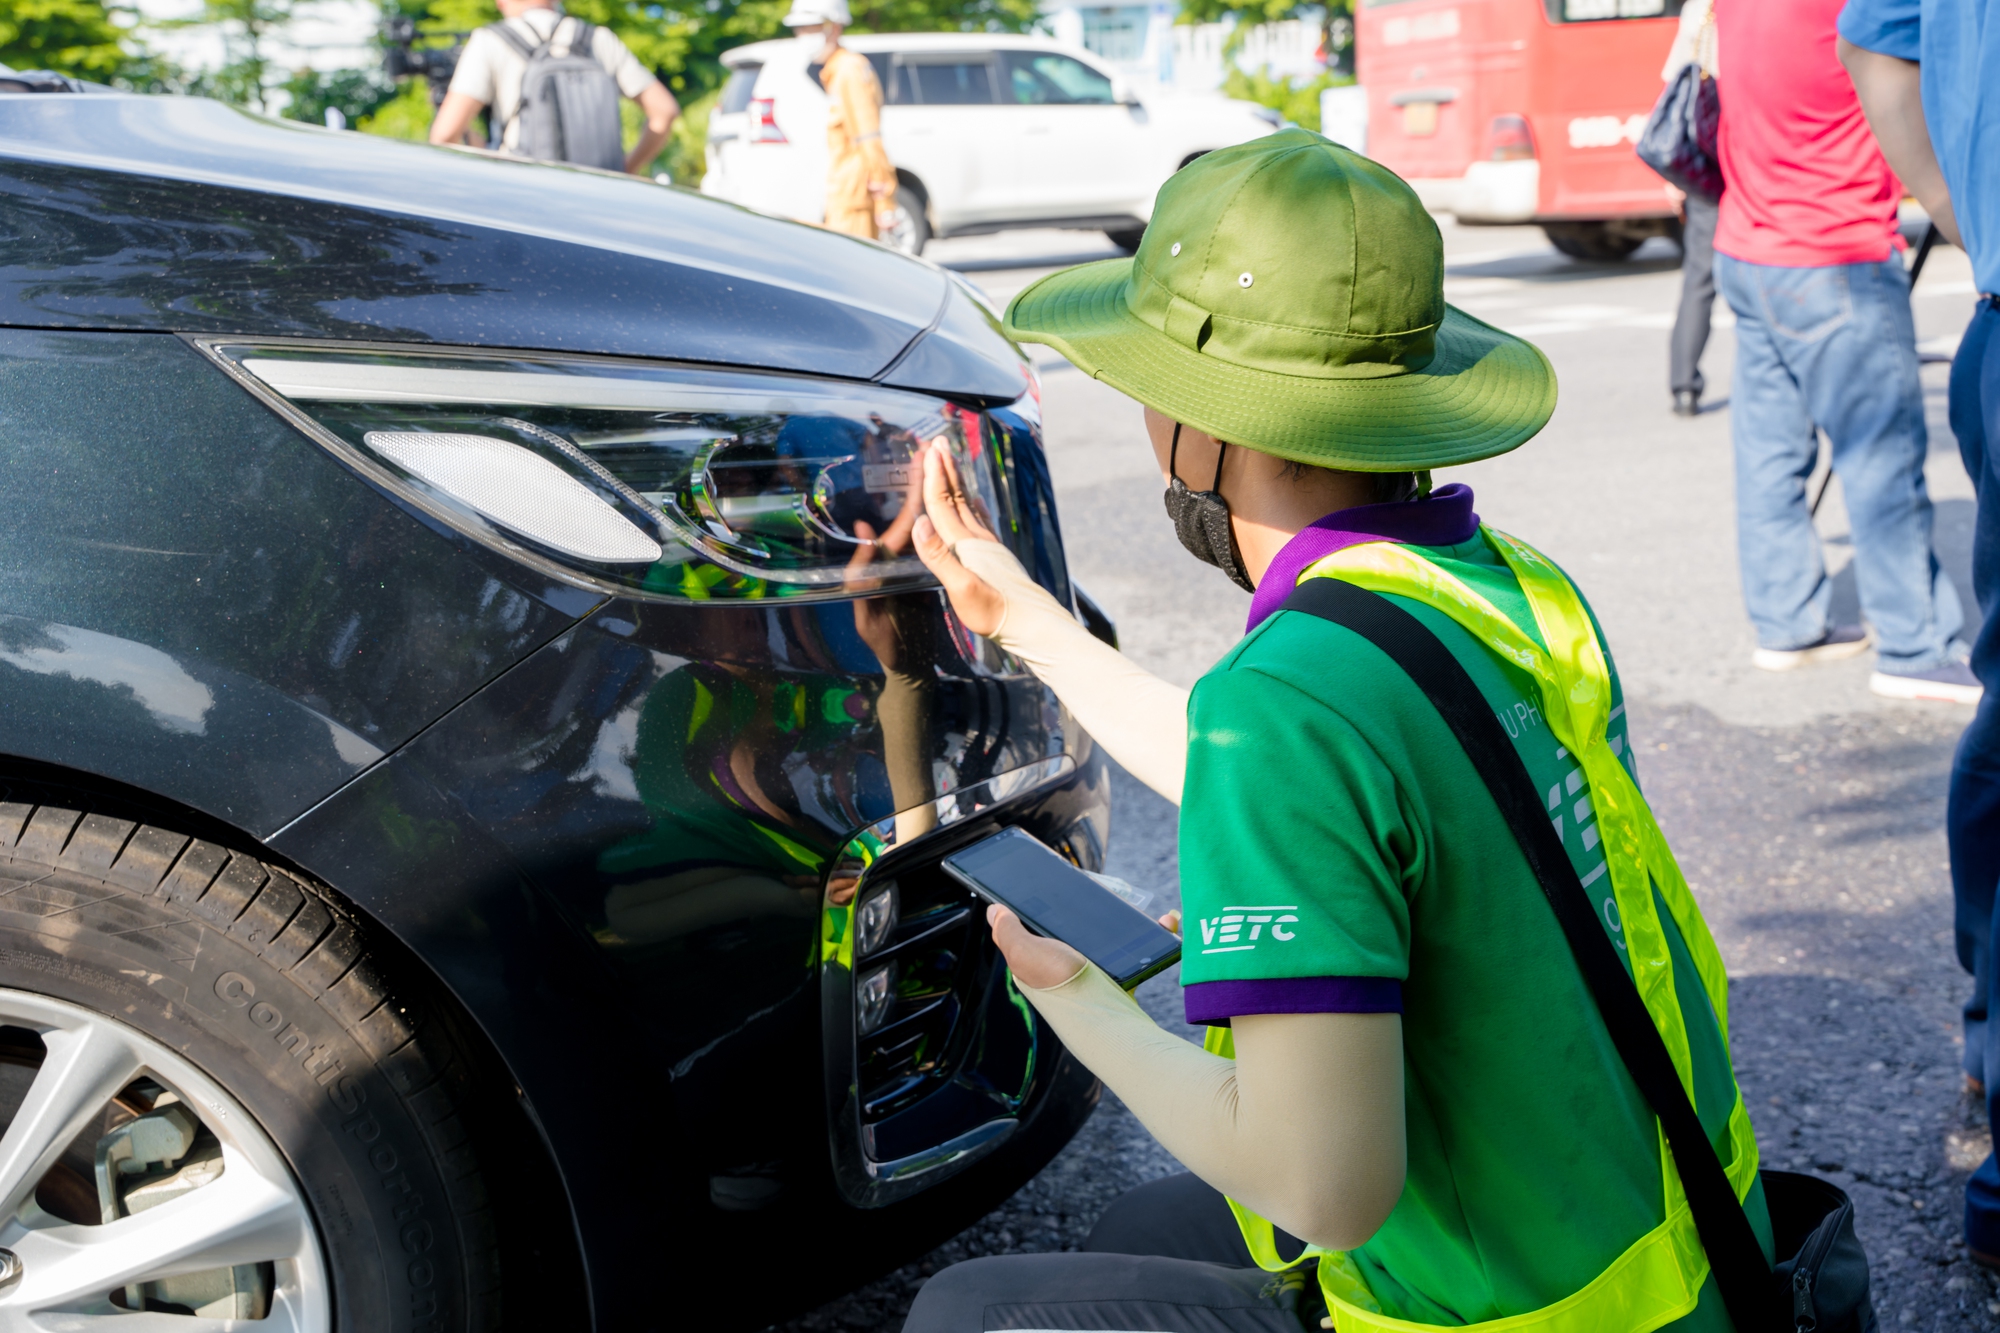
top-left (1001, 129), bottom-right (1557, 470)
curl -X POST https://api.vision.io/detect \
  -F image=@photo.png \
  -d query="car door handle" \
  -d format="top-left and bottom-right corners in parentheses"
top-left (1025, 127), bottom-right (1050, 135)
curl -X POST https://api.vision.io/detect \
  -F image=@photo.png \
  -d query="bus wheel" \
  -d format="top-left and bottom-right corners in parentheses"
top-left (1542, 222), bottom-right (1646, 262)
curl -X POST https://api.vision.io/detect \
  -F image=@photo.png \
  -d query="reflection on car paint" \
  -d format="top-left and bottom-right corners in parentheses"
top-left (0, 329), bottom-right (589, 833)
top-left (0, 93), bottom-right (1025, 387)
top-left (0, 171), bottom-right (914, 378)
top-left (0, 620), bottom-right (216, 736)
top-left (379, 582), bottom-right (1086, 1199)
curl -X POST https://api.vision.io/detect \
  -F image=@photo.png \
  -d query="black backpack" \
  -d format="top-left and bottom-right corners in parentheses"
top-left (489, 15), bottom-right (626, 172)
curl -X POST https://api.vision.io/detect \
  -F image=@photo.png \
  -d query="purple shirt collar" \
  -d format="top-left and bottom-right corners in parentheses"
top-left (1245, 483), bottom-right (1480, 633)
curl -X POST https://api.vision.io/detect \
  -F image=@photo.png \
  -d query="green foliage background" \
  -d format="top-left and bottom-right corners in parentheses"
top-left (1, 0), bottom-right (1040, 135)
top-left (390, 0), bottom-right (1037, 106)
top-left (0, 0), bottom-right (132, 78)
top-left (1152, 0), bottom-right (1351, 132)
top-left (1221, 66), bottom-right (1342, 132)
top-left (3, 0), bottom-right (1344, 170)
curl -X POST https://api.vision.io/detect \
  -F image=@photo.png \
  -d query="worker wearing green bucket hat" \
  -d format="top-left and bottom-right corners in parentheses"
top-left (902, 130), bottom-right (1768, 1333)
top-left (1006, 128), bottom-right (1556, 471)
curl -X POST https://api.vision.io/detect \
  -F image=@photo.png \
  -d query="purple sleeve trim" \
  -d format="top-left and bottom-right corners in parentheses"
top-left (1184, 976), bottom-right (1404, 1026)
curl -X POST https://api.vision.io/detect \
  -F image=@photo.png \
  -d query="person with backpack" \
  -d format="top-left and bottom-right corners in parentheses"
top-left (429, 0), bottom-right (679, 175)
top-left (896, 131), bottom-right (1841, 1332)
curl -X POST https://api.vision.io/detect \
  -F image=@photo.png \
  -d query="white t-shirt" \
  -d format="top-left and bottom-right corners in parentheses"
top-left (447, 8), bottom-right (657, 152)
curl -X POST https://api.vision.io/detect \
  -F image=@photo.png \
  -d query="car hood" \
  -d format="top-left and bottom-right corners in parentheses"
top-left (0, 95), bottom-right (1027, 398)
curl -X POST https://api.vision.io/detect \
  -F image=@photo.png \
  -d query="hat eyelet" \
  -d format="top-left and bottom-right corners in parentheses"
top-left (1238, 272), bottom-right (1254, 288)
top-left (1170, 242), bottom-right (1181, 257)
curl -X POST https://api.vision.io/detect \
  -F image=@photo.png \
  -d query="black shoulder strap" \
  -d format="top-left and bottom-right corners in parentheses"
top-left (1279, 576), bottom-right (1778, 1333)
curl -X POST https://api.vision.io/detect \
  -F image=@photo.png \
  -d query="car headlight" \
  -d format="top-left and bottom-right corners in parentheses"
top-left (199, 340), bottom-right (1025, 602)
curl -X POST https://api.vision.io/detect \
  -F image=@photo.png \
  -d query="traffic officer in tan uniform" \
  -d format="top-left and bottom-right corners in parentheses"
top-left (783, 0), bottom-right (898, 239)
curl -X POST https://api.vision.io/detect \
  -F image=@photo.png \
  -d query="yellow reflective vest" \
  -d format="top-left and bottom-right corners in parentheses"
top-left (1212, 529), bottom-right (1760, 1333)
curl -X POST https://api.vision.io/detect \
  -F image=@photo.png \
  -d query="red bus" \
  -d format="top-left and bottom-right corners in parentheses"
top-left (1354, 0), bottom-right (1682, 259)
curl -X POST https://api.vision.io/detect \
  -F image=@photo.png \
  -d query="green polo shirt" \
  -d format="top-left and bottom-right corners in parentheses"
top-left (1178, 532), bottom-right (1770, 1327)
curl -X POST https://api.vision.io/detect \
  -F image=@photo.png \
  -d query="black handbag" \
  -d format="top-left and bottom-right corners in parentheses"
top-left (1281, 578), bottom-right (1876, 1332)
top-left (1638, 59), bottom-right (1724, 203)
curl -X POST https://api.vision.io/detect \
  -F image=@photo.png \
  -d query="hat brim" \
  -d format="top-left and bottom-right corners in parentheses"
top-left (1003, 258), bottom-right (1557, 470)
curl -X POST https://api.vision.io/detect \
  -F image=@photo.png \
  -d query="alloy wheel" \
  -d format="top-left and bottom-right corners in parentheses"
top-left (878, 204), bottom-right (922, 256)
top-left (0, 989), bottom-right (330, 1328)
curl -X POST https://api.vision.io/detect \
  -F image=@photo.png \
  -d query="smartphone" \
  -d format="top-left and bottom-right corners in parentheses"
top-left (942, 828), bottom-right (1181, 990)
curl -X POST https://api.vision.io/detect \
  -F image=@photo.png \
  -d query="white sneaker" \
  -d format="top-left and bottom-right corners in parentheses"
top-left (1752, 624), bottom-right (1874, 672)
top-left (1870, 660), bottom-right (1984, 704)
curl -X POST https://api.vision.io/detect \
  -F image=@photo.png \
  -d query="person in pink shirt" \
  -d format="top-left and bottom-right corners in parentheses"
top-left (1714, 0), bottom-right (1974, 701)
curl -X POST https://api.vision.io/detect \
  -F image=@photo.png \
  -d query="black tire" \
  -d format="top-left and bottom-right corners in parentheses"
top-left (0, 798), bottom-right (502, 1332)
top-left (887, 184), bottom-right (930, 255)
top-left (1542, 222), bottom-right (1646, 262)
top-left (1104, 226), bottom-right (1146, 253)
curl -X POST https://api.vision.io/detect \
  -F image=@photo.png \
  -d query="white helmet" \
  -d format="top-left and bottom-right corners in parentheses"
top-left (781, 0), bottom-right (851, 25)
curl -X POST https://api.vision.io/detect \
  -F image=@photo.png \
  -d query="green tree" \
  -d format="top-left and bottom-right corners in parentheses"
top-left (357, 73), bottom-right (436, 137)
top-left (0, 0), bottom-right (135, 79)
top-left (395, 0), bottom-right (1037, 109)
top-left (1179, 0), bottom-right (1353, 78)
top-left (154, 0), bottom-right (309, 109)
top-left (281, 63), bottom-right (399, 124)
top-left (1221, 65), bottom-right (1337, 131)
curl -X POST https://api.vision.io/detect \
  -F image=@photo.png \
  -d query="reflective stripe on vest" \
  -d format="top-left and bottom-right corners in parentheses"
top-left (1211, 528), bottom-right (1758, 1333)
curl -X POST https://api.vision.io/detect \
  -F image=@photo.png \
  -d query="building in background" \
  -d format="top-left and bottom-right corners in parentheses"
top-left (1039, 1), bottom-right (1326, 98)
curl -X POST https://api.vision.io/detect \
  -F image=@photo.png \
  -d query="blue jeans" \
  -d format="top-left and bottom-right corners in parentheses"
top-left (1945, 296), bottom-right (2000, 1255)
top-left (1716, 254), bottom-right (1963, 672)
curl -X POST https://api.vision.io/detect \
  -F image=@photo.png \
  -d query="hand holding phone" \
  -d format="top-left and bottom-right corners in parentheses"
top-left (943, 828), bottom-right (1181, 990)
top-left (983, 903), bottom-right (1091, 990)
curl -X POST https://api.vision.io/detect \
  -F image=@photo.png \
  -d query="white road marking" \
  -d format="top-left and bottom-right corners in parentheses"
top-left (1446, 270), bottom-right (1976, 341)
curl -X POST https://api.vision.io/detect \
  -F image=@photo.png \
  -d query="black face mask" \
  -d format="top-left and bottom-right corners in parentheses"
top-left (1163, 424), bottom-right (1257, 594)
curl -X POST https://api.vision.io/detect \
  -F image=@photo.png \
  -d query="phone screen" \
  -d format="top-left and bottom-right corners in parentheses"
top-left (942, 828), bottom-right (1181, 989)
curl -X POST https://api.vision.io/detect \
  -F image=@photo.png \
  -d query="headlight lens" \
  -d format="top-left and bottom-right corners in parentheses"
top-left (855, 884), bottom-right (899, 958)
top-left (203, 341), bottom-right (1027, 602)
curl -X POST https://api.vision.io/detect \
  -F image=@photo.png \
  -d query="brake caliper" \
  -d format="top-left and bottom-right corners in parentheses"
top-left (93, 1099), bottom-right (271, 1318)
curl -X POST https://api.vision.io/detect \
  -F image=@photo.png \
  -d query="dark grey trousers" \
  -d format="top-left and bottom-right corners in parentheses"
top-left (902, 1174), bottom-right (1323, 1333)
top-left (1672, 192), bottom-right (1721, 398)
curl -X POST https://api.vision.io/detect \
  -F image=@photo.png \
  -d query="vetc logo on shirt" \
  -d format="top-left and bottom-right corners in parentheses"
top-left (1198, 905), bottom-right (1300, 955)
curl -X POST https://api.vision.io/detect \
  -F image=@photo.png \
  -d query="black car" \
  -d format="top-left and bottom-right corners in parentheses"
top-left (0, 91), bottom-right (1114, 1330)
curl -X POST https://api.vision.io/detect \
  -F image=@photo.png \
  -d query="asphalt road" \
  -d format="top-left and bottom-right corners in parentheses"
top-left (778, 221), bottom-right (1998, 1333)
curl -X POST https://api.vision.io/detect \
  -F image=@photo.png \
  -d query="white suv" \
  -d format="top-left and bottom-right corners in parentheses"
top-left (700, 33), bottom-right (1279, 253)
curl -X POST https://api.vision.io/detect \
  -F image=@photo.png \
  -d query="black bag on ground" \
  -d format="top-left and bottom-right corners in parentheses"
top-left (1281, 577), bottom-right (1875, 1333)
top-left (490, 16), bottom-right (626, 172)
top-left (1638, 61), bottom-right (1723, 203)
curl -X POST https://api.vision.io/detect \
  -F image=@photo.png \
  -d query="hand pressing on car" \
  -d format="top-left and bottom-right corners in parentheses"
top-left (906, 439), bottom-right (1186, 982)
top-left (911, 439), bottom-right (1007, 636)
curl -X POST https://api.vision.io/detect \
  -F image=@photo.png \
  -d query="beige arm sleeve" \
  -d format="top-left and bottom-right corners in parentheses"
top-left (952, 539), bottom-right (1188, 804)
top-left (1018, 963), bottom-right (1406, 1251)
